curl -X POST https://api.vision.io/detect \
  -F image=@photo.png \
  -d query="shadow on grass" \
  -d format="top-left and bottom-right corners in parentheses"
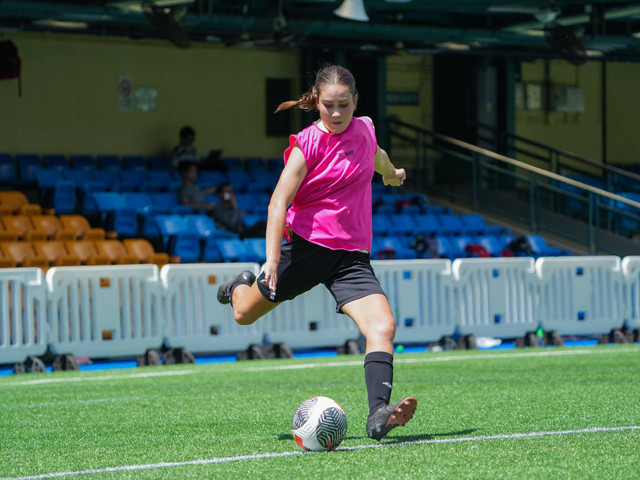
top-left (277, 428), bottom-right (478, 444)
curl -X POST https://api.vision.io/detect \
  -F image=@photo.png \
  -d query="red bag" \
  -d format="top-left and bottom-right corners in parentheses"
top-left (465, 243), bottom-right (491, 258)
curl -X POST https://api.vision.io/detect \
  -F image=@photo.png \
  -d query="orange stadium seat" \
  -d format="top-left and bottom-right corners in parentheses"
top-left (123, 238), bottom-right (171, 267)
top-left (65, 241), bottom-right (110, 265)
top-left (58, 214), bottom-right (106, 240)
top-left (30, 215), bottom-right (76, 241)
top-left (0, 215), bottom-right (47, 241)
top-left (0, 191), bottom-right (42, 216)
top-left (32, 241), bottom-right (82, 267)
top-left (0, 247), bottom-right (17, 268)
top-left (95, 239), bottom-right (139, 265)
top-left (0, 241), bottom-right (49, 268)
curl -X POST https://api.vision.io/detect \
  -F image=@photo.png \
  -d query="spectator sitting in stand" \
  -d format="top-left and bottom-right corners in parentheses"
top-left (177, 162), bottom-right (266, 238)
top-left (214, 183), bottom-right (267, 238)
top-left (171, 126), bottom-right (200, 169)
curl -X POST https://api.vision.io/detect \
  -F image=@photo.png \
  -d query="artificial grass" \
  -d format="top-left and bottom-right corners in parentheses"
top-left (1, 345), bottom-right (639, 479)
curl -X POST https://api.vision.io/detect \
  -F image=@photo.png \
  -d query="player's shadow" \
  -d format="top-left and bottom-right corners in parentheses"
top-left (277, 428), bottom-right (477, 443)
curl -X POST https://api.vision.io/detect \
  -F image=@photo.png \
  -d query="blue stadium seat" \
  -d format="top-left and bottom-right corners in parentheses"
top-left (372, 213), bottom-right (392, 237)
top-left (614, 192), bottom-right (640, 235)
top-left (242, 237), bottom-right (267, 263)
top-left (123, 155), bottom-right (147, 172)
top-left (199, 170), bottom-right (228, 187)
top-left (373, 236), bottom-right (417, 260)
top-left (227, 171), bottom-right (252, 192)
top-left (92, 169), bottom-right (119, 191)
top-left (148, 192), bottom-right (193, 215)
top-left (222, 157), bottom-right (243, 172)
top-left (267, 157), bottom-right (283, 172)
top-left (92, 192), bottom-right (137, 237)
top-left (388, 213), bottom-right (419, 236)
top-left (116, 170), bottom-right (147, 192)
top-left (476, 235), bottom-right (506, 257)
top-left (413, 213), bottom-right (442, 236)
top-left (216, 238), bottom-right (250, 262)
top-left (146, 170), bottom-right (178, 191)
top-left (148, 155), bottom-right (171, 171)
top-left (459, 213), bottom-right (499, 235)
top-left (98, 155), bottom-right (122, 171)
top-left (63, 169), bottom-right (107, 216)
top-left (434, 236), bottom-right (458, 260)
top-left (436, 213), bottom-right (464, 236)
top-left (34, 168), bottom-right (76, 213)
top-left (183, 214), bottom-right (228, 262)
top-left (70, 154), bottom-right (96, 171)
top-left (43, 154), bottom-right (68, 170)
top-left (0, 153), bottom-right (16, 184)
top-left (450, 235), bottom-right (476, 257)
top-left (155, 214), bottom-right (200, 263)
top-left (16, 153), bottom-right (41, 186)
top-left (525, 234), bottom-right (565, 257)
top-left (121, 192), bottom-right (163, 239)
top-left (245, 157), bottom-right (267, 172)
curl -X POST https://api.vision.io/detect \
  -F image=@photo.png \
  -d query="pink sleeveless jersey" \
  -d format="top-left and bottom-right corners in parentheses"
top-left (283, 116), bottom-right (377, 251)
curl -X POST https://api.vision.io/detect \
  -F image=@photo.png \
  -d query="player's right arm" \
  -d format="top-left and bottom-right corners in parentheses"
top-left (263, 144), bottom-right (307, 298)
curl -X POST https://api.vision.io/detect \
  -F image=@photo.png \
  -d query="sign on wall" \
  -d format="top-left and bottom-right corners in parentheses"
top-left (117, 76), bottom-right (133, 110)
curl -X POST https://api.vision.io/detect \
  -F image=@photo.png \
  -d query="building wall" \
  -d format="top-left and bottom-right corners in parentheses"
top-left (0, 32), bottom-right (300, 160)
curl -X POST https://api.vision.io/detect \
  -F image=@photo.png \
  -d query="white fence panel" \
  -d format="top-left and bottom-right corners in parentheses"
top-left (373, 259), bottom-right (456, 344)
top-left (262, 283), bottom-right (360, 350)
top-left (0, 268), bottom-right (47, 364)
top-left (47, 265), bottom-right (164, 357)
top-left (162, 263), bottom-right (263, 353)
top-left (621, 256), bottom-right (640, 331)
top-left (535, 256), bottom-right (623, 335)
top-left (452, 257), bottom-right (537, 339)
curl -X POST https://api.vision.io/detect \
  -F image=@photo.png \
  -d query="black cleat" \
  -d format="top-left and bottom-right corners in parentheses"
top-left (217, 270), bottom-right (256, 305)
top-left (366, 396), bottom-right (417, 441)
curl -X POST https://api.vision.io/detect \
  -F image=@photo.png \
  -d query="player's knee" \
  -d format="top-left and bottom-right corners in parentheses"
top-left (369, 317), bottom-right (396, 343)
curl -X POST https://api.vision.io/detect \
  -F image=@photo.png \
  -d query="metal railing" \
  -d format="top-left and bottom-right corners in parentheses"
top-left (388, 117), bottom-right (640, 255)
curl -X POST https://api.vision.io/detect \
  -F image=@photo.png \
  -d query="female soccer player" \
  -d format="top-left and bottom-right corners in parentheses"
top-left (217, 64), bottom-right (417, 441)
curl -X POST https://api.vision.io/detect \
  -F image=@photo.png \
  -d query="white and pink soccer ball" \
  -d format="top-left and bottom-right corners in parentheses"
top-left (291, 396), bottom-right (348, 452)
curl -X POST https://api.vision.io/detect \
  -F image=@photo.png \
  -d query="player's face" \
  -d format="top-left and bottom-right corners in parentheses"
top-left (316, 83), bottom-right (357, 134)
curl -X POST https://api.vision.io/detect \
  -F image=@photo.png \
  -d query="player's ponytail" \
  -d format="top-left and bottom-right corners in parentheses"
top-left (274, 91), bottom-right (316, 113)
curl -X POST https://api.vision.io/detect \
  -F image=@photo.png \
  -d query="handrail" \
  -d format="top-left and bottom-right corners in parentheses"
top-left (470, 120), bottom-right (640, 184)
top-left (390, 117), bottom-right (640, 210)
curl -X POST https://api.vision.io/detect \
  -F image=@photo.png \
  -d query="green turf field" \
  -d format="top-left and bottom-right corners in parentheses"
top-left (1, 345), bottom-right (639, 479)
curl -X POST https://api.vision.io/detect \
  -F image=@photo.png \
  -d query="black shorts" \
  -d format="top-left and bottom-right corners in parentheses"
top-left (256, 233), bottom-right (386, 314)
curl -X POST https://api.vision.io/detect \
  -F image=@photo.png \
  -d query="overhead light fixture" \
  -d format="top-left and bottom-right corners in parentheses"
top-left (32, 19), bottom-right (89, 29)
top-left (334, 0), bottom-right (369, 22)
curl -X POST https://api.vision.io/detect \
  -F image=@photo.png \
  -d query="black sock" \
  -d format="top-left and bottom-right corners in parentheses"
top-left (364, 351), bottom-right (393, 415)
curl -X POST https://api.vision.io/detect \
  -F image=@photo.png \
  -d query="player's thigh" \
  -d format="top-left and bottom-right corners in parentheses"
top-left (234, 283), bottom-right (280, 325)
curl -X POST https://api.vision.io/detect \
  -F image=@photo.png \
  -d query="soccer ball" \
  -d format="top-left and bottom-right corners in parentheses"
top-left (291, 396), bottom-right (348, 452)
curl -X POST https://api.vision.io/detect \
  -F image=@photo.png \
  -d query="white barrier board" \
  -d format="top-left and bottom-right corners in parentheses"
top-left (162, 263), bottom-right (263, 353)
top-left (453, 257), bottom-right (537, 339)
top-left (0, 268), bottom-right (47, 364)
top-left (535, 256), bottom-right (623, 335)
top-left (621, 256), bottom-right (640, 331)
top-left (46, 265), bottom-right (164, 357)
top-left (374, 259), bottom-right (456, 344)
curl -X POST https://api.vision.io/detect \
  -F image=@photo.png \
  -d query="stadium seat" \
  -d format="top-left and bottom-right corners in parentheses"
top-left (216, 238), bottom-right (250, 262)
top-left (0, 153), bottom-right (17, 184)
top-left (614, 192), bottom-right (640, 235)
top-left (42, 154), bottom-right (68, 170)
top-left (450, 235), bottom-right (477, 257)
top-left (95, 239), bottom-right (139, 265)
top-left (434, 236), bottom-right (458, 260)
top-left (123, 238), bottom-right (170, 267)
top-left (183, 214), bottom-right (227, 262)
top-left (122, 155), bottom-right (147, 172)
top-left (0, 191), bottom-right (41, 216)
top-left (148, 192), bottom-right (193, 215)
top-left (63, 169), bottom-right (107, 216)
top-left (146, 170), bottom-right (177, 191)
top-left (475, 235), bottom-right (507, 257)
top-left (388, 213), bottom-right (419, 237)
top-left (267, 157), bottom-right (283, 172)
top-left (65, 240), bottom-right (110, 265)
top-left (16, 154), bottom-right (41, 186)
top-left (0, 215), bottom-right (47, 241)
top-left (116, 170), bottom-right (148, 192)
top-left (59, 215), bottom-right (106, 240)
top-left (222, 157), bottom-right (243, 172)
top-left (155, 214), bottom-right (200, 263)
top-left (372, 236), bottom-right (417, 260)
top-left (460, 213), bottom-right (502, 236)
top-left (70, 154), bottom-right (96, 170)
top-left (226, 171), bottom-right (252, 192)
top-left (199, 170), bottom-right (228, 187)
top-left (525, 234), bottom-right (565, 257)
top-left (97, 155), bottom-right (121, 171)
top-left (92, 192), bottom-right (138, 237)
top-left (34, 169), bottom-right (77, 214)
top-left (0, 241), bottom-right (49, 268)
top-left (244, 157), bottom-right (267, 172)
top-left (32, 240), bottom-right (82, 267)
top-left (242, 237), bottom-right (266, 263)
top-left (372, 213), bottom-right (392, 237)
top-left (436, 214), bottom-right (465, 236)
top-left (29, 215), bottom-right (76, 241)
top-left (0, 221), bottom-right (18, 242)
top-left (413, 213), bottom-right (442, 237)
top-left (148, 155), bottom-right (171, 171)
top-left (0, 247), bottom-right (17, 268)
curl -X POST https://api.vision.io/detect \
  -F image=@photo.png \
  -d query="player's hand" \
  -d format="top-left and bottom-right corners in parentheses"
top-left (261, 260), bottom-right (278, 300)
top-left (382, 168), bottom-right (406, 187)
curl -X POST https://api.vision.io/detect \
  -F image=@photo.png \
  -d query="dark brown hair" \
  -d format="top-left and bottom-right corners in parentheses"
top-left (274, 64), bottom-right (358, 113)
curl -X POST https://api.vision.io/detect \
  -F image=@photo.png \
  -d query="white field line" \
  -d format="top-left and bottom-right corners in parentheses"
top-left (245, 346), bottom-right (640, 372)
top-left (2, 370), bottom-right (197, 387)
top-left (0, 395), bottom-right (156, 410)
top-left (3, 425), bottom-right (639, 480)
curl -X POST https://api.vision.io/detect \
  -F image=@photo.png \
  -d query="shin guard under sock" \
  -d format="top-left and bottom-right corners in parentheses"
top-left (364, 351), bottom-right (394, 415)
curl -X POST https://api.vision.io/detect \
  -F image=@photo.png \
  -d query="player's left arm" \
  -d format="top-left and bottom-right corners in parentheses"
top-left (361, 116), bottom-right (406, 186)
